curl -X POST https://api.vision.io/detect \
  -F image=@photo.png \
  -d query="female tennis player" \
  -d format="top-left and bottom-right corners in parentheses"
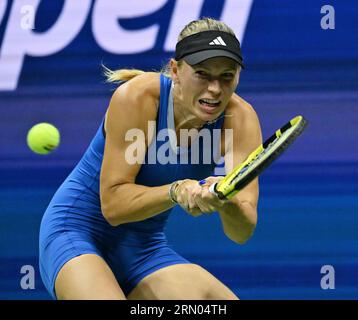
top-left (39, 17), bottom-right (262, 300)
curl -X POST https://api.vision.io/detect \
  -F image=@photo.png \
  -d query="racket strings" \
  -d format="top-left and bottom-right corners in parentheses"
top-left (215, 116), bottom-right (307, 199)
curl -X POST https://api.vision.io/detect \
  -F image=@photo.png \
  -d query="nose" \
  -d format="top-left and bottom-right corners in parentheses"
top-left (207, 79), bottom-right (221, 96)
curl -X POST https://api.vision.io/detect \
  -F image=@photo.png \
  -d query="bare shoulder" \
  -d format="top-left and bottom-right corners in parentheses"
top-left (224, 93), bottom-right (260, 130)
top-left (110, 72), bottom-right (160, 119)
top-left (118, 71), bottom-right (160, 98)
top-left (105, 72), bottom-right (160, 131)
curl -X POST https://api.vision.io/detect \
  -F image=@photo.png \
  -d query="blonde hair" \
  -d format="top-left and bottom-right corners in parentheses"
top-left (103, 64), bottom-right (145, 83)
top-left (104, 18), bottom-right (236, 82)
top-left (178, 17), bottom-right (235, 41)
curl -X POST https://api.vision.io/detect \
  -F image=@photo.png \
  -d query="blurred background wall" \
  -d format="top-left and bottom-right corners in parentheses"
top-left (0, 0), bottom-right (357, 299)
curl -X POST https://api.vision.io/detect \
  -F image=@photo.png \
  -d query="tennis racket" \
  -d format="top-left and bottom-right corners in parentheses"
top-left (209, 115), bottom-right (308, 199)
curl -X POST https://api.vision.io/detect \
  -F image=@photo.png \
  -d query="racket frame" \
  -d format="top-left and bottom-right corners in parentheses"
top-left (211, 115), bottom-right (308, 200)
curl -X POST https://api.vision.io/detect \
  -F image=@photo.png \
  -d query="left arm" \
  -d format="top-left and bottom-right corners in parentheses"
top-left (220, 97), bottom-right (262, 243)
top-left (218, 191), bottom-right (258, 244)
top-left (194, 96), bottom-right (262, 244)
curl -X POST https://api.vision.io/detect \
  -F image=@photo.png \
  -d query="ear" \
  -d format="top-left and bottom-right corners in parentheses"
top-left (170, 59), bottom-right (179, 84)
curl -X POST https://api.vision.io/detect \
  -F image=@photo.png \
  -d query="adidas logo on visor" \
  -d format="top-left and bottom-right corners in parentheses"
top-left (209, 36), bottom-right (227, 46)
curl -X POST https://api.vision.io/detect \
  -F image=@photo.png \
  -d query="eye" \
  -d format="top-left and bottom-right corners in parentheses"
top-left (221, 73), bottom-right (234, 80)
top-left (195, 70), bottom-right (208, 78)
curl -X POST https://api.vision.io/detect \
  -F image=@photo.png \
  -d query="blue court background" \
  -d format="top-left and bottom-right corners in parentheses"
top-left (0, 0), bottom-right (357, 299)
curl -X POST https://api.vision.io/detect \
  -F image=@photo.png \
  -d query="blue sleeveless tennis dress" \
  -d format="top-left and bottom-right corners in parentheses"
top-left (39, 74), bottom-right (225, 299)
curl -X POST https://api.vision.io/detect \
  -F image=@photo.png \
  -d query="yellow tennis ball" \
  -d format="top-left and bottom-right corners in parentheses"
top-left (27, 123), bottom-right (60, 155)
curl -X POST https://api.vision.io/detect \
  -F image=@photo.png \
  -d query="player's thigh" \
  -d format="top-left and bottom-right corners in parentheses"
top-left (55, 253), bottom-right (126, 300)
top-left (127, 263), bottom-right (238, 300)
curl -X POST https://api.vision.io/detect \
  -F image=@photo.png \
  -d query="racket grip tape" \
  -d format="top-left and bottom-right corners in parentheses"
top-left (209, 183), bottom-right (227, 200)
top-left (208, 182), bottom-right (217, 194)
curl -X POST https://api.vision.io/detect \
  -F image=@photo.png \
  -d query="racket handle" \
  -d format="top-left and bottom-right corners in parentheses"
top-left (209, 183), bottom-right (218, 195)
top-left (209, 182), bottom-right (227, 200)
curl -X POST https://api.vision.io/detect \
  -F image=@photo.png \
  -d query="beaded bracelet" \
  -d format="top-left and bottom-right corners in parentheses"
top-left (168, 179), bottom-right (188, 204)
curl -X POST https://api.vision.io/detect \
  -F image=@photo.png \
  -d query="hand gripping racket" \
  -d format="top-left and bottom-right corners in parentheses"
top-left (209, 115), bottom-right (308, 199)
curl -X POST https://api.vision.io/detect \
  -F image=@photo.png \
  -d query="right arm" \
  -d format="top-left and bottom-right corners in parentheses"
top-left (100, 73), bottom-right (176, 226)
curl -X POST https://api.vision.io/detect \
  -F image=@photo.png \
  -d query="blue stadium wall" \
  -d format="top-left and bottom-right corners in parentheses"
top-left (0, 0), bottom-right (357, 299)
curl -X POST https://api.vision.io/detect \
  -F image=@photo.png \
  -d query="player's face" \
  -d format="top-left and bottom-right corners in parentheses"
top-left (174, 57), bottom-right (240, 123)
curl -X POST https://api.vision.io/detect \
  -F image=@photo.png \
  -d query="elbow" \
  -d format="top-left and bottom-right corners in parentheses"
top-left (226, 223), bottom-right (256, 245)
top-left (232, 235), bottom-right (252, 245)
top-left (102, 205), bottom-right (119, 227)
top-left (229, 233), bottom-right (254, 245)
top-left (105, 215), bottom-right (120, 227)
top-left (100, 185), bottom-right (128, 226)
top-left (101, 200), bottom-right (126, 227)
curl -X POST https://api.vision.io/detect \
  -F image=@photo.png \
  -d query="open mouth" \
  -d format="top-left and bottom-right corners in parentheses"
top-left (199, 99), bottom-right (221, 108)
